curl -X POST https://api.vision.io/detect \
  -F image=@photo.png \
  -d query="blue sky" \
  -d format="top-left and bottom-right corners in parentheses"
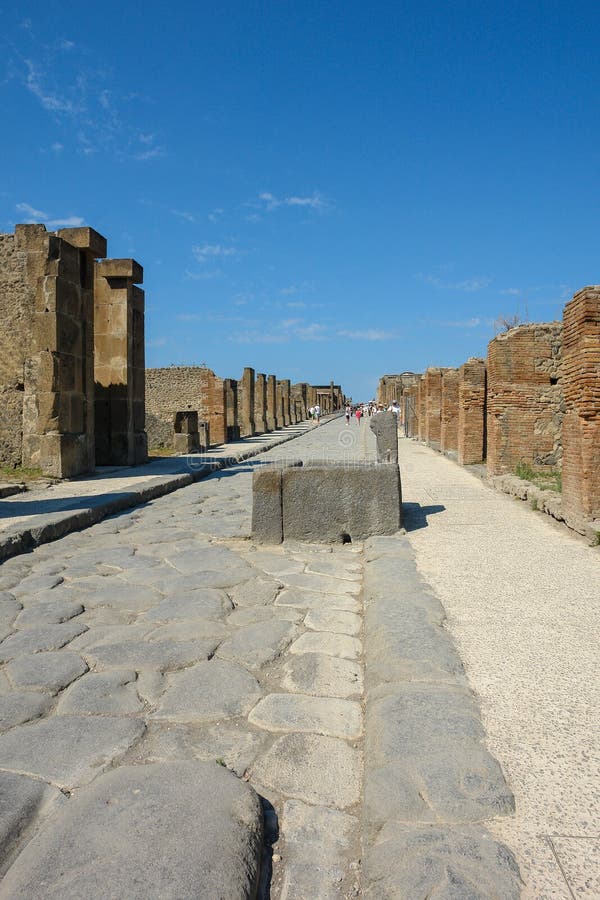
top-left (2, 2), bottom-right (599, 399)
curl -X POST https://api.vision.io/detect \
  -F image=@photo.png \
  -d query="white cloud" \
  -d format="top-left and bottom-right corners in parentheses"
top-left (500, 288), bottom-right (521, 296)
top-left (170, 209), bottom-right (196, 223)
top-left (15, 203), bottom-right (83, 228)
top-left (184, 268), bottom-right (223, 280)
top-left (24, 59), bottom-right (78, 114)
top-left (338, 329), bottom-right (397, 340)
top-left (229, 331), bottom-right (288, 344)
top-left (257, 191), bottom-right (329, 212)
top-left (418, 273), bottom-right (492, 292)
top-left (192, 244), bottom-right (240, 263)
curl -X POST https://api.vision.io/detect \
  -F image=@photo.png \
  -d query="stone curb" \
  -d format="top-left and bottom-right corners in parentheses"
top-left (0, 424), bottom-right (318, 563)
top-left (361, 534), bottom-right (523, 899)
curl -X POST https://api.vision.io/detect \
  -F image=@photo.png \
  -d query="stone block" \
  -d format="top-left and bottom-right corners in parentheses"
top-left (282, 463), bottom-right (401, 542)
top-left (57, 227), bottom-right (107, 258)
top-left (173, 433), bottom-right (200, 454)
top-left (96, 258), bottom-right (143, 283)
top-left (252, 467), bottom-right (284, 544)
top-left (369, 411), bottom-right (398, 462)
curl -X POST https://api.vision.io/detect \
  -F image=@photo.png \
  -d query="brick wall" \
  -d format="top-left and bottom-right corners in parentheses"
top-left (458, 358), bottom-right (487, 465)
top-left (145, 366), bottom-right (226, 447)
top-left (487, 323), bottom-right (563, 476)
top-left (424, 368), bottom-right (444, 446)
top-left (561, 286), bottom-right (600, 526)
top-left (440, 369), bottom-right (459, 452)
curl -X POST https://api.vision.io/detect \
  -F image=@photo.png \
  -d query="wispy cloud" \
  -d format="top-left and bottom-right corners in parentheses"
top-left (256, 191), bottom-right (330, 212)
top-left (421, 317), bottom-right (493, 329)
top-left (192, 243), bottom-right (240, 263)
top-left (417, 273), bottom-right (492, 292)
top-left (184, 268), bottom-right (223, 280)
top-left (228, 317), bottom-right (330, 345)
top-left (15, 202), bottom-right (84, 228)
top-left (170, 209), bottom-right (197, 223)
top-left (337, 329), bottom-right (397, 340)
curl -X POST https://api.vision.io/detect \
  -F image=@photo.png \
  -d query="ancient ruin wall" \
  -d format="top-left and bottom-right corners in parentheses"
top-left (0, 234), bottom-right (34, 467)
top-left (486, 323), bottom-right (564, 476)
top-left (255, 373), bottom-right (268, 433)
top-left (424, 368), bottom-right (444, 447)
top-left (440, 369), bottom-right (459, 452)
top-left (145, 366), bottom-right (226, 447)
top-left (561, 286), bottom-right (600, 526)
top-left (238, 368), bottom-right (255, 438)
top-left (458, 358), bottom-right (487, 465)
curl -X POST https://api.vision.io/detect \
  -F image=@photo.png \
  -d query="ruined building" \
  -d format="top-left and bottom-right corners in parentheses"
top-left (0, 224), bottom-right (146, 478)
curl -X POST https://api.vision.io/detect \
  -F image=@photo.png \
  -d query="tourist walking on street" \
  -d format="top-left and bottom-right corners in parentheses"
top-left (345, 404), bottom-right (351, 425)
top-left (314, 404), bottom-right (321, 423)
top-left (355, 406), bottom-right (362, 424)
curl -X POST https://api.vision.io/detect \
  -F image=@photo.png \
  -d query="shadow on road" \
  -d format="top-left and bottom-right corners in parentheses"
top-left (402, 502), bottom-right (446, 531)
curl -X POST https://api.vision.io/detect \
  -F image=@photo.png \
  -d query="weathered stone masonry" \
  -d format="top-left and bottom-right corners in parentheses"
top-left (440, 368), bottom-right (459, 453)
top-left (458, 357), bottom-right (487, 466)
top-left (145, 366), bottom-right (226, 448)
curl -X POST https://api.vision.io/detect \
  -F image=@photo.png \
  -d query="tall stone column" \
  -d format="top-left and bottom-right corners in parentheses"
top-left (457, 358), bottom-right (487, 465)
top-left (280, 379), bottom-right (291, 426)
top-left (561, 286), bottom-right (600, 529)
top-left (254, 373), bottom-right (268, 432)
top-left (239, 367), bottom-right (255, 438)
top-left (423, 368), bottom-right (443, 448)
top-left (224, 378), bottom-right (239, 441)
top-left (416, 377), bottom-right (426, 441)
top-left (266, 375), bottom-right (277, 430)
top-left (94, 258), bottom-right (147, 466)
top-left (19, 225), bottom-right (105, 477)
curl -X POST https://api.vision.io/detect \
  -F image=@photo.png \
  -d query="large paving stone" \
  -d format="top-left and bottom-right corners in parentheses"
top-left (249, 693), bottom-right (362, 739)
top-left (362, 822), bottom-right (522, 899)
top-left (87, 639), bottom-right (217, 672)
top-left (68, 624), bottom-right (153, 651)
top-left (364, 684), bottom-right (515, 833)
top-left (228, 576), bottom-right (282, 607)
top-left (0, 772), bottom-right (64, 869)
top-left (276, 588), bottom-right (359, 613)
top-left (282, 572), bottom-right (359, 595)
top-left (134, 721), bottom-right (264, 777)
top-left (79, 582), bottom-right (162, 612)
top-left (14, 599), bottom-right (83, 628)
top-left (146, 620), bottom-right (230, 643)
top-left (280, 800), bottom-right (359, 900)
top-left (139, 590), bottom-right (232, 622)
top-left (240, 550), bottom-right (305, 576)
top-left (216, 621), bottom-right (296, 670)
top-left (290, 632), bottom-right (361, 660)
top-left (252, 733), bottom-right (360, 808)
top-left (6, 652), bottom-right (88, 694)
top-left (0, 692), bottom-right (52, 732)
top-left (153, 659), bottom-right (262, 723)
top-left (0, 761), bottom-right (263, 900)
top-left (57, 671), bottom-right (144, 716)
top-left (11, 574), bottom-right (63, 598)
top-left (305, 608), bottom-right (361, 635)
top-left (281, 653), bottom-right (363, 699)
top-left (227, 606), bottom-right (302, 627)
top-left (0, 716), bottom-right (145, 789)
top-left (0, 623), bottom-right (88, 661)
top-left (0, 596), bottom-right (21, 629)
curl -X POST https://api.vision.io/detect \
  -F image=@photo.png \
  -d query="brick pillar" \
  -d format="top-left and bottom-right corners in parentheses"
top-left (266, 375), bottom-right (277, 430)
top-left (424, 368), bottom-right (443, 447)
top-left (440, 369), bottom-right (459, 453)
top-left (416, 377), bottom-right (426, 441)
top-left (487, 324), bottom-right (563, 476)
top-left (224, 378), bottom-right (240, 441)
top-left (19, 225), bottom-right (104, 478)
top-left (201, 369), bottom-right (226, 445)
top-left (254, 373), bottom-right (268, 432)
top-left (239, 367), bottom-right (255, 438)
top-left (457, 358), bottom-right (487, 465)
top-left (561, 287), bottom-right (600, 527)
top-left (94, 258), bottom-right (147, 466)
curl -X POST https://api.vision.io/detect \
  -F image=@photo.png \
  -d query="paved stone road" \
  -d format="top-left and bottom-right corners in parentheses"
top-left (0, 417), bottom-right (375, 898)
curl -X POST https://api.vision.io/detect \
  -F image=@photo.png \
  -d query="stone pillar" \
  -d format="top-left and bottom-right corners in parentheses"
top-left (18, 225), bottom-right (104, 478)
top-left (458, 358), bottom-right (487, 465)
top-left (561, 287), bottom-right (600, 528)
top-left (94, 258), bottom-right (147, 467)
top-left (486, 324), bottom-right (563, 476)
top-left (254, 373), bottom-right (268, 433)
top-left (239, 367), bottom-right (255, 438)
top-left (416, 377), bottom-right (426, 441)
top-left (266, 375), bottom-right (277, 431)
top-left (280, 379), bottom-right (291, 426)
top-left (173, 411), bottom-right (200, 453)
top-left (224, 378), bottom-right (240, 441)
top-left (440, 369), bottom-right (459, 453)
top-left (423, 367), bottom-right (443, 448)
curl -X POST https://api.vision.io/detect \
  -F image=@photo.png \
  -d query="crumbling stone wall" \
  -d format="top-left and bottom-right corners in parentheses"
top-left (487, 323), bottom-right (564, 476)
top-left (145, 366), bottom-right (226, 448)
top-left (561, 287), bottom-right (600, 527)
top-left (458, 358), bottom-right (487, 465)
top-left (440, 369), bottom-right (459, 453)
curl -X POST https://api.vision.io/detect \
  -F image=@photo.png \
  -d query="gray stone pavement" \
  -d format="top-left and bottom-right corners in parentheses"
top-left (0, 416), bottom-right (528, 898)
top-left (401, 436), bottom-right (600, 899)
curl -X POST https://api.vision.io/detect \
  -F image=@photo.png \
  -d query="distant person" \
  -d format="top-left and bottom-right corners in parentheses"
top-left (355, 406), bottom-right (362, 424)
top-left (314, 404), bottom-right (321, 423)
top-left (345, 404), bottom-right (351, 425)
top-left (309, 406), bottom-right (315, 419)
